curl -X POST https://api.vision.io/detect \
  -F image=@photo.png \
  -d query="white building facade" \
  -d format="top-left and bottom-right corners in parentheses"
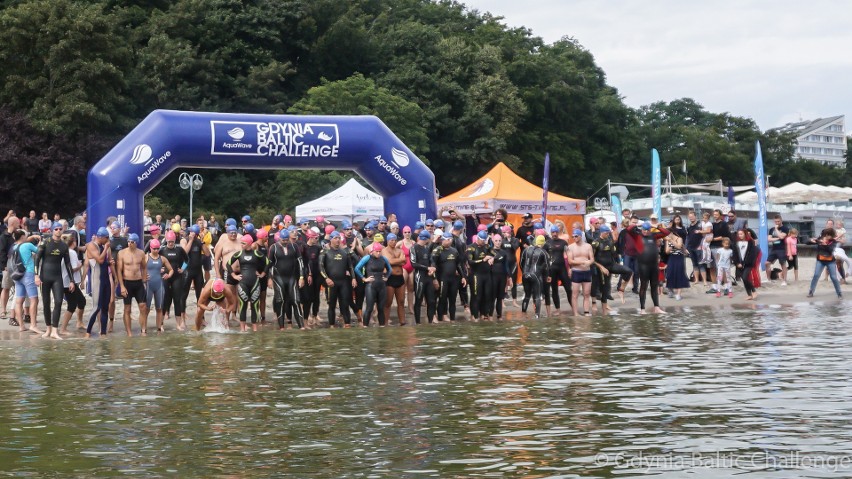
top-left (772, 115), bottom-right (847, 166)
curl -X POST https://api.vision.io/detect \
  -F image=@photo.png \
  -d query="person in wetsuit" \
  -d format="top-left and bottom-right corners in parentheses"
top-left (500, 225), bottom-right (521, 308)
top-left (301, 229), bottom-right (323, 327)
top-left (35, 222), bottom-right (75, 339)
top-left (410, 230), bottom-right (437, 324)
top-left (319, 231), bottom-right (357, 327)
top-left (161, 230), bottom-right (189, 330)
top-left (467, 230), bottom-right (495, 321)
top-left (591, 224), bottom-right (633, 312)
top-left (625, 221), bottom-right (670, 314)
top-left (229, 234), bottom-right (269, 331)
top-left (545, 225), bottom-right (571, 315)
top-left (520, 235), bottom-right (550, 318)
top-left (85, 227), bottom-right (113, 337)
top-left (355, 242), bottom-right (393, 327)
top-left (182, 225), bottom-right (210, 305)
top-left (432, 232), bottom-right (467, 322)
top-left (269, 228), bottom-right (306, 329)
top-left (490, 234), bottom-right (510, 320)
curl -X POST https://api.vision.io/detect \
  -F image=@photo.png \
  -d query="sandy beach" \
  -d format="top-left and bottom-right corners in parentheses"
top-left (0, 255), bottom-right (847, 341)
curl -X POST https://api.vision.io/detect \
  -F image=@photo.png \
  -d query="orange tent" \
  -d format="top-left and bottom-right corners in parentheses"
top-left (437, 162), bottom-right (585, 230)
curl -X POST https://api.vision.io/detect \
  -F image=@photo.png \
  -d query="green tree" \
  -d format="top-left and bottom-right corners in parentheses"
top-left (0, 0), bottom-right (134, 135)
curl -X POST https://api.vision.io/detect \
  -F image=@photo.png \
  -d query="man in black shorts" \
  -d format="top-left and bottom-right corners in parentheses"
top-left (764, 214), bottom-right (789, 285)
top-left (116, 233), bottom-right (148, 336)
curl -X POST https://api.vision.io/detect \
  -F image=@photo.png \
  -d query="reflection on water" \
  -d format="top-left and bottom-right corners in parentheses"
top-left (1, 303), bottom-right (851, 477)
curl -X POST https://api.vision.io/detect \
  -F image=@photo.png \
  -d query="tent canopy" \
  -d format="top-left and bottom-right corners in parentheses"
top-left (437, 162), bottom-right (585, 215)
top-left (736, 182), bottom-right (852, 204)
top-left (295, 178), bottom-right (384, 222)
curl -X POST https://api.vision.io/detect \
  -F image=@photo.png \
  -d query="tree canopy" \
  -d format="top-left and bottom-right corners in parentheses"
top-left (0, 0), bottom-right (847, 219)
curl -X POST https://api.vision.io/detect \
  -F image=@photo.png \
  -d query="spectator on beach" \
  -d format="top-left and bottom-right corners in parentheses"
top-left (38, 212), bottom-right (51, 234)
top-left (25, 211), bottom-right (39, 233)
top-left (807, 228), bottom-right (843, 299)
top-left (765, 214), bottom-right (789, 285)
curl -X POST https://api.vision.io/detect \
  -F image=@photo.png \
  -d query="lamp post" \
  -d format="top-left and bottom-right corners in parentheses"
top-left (179, 173), bottom-right (203, 222)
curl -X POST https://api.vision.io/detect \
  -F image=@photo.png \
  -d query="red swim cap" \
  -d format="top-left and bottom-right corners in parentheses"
top-left (256, 229), bottom-right (268, 239)
top-left (371, 243), bottom-right (383, 252)
top-left (324, 224), bottom-right (335, 235)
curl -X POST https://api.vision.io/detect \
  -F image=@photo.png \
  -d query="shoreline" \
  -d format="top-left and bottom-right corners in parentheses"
top-left (0, 256), bottom-right (847, 341)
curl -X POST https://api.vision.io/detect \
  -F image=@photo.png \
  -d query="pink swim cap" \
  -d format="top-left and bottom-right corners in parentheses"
top-left (501, 225), bottom-right (512, 233)
top-left (324, 224), bottom-right (335, 235)
top-left (371, 242), bottom-right (383, 252)
top-left (165, 231), bottom-right (176, 241)
top-left (256, 229), bottom-right (268, 239)
top-left (212, 279), bottom-right (225, 294)
top-left (306, 230), bottom-right (319, 239)
top-left (402, 225), bottom-right (411, 233)
top-left (535, 228), bottom-right (546, 236)
top-left (316, 216), bottom-right (325, 223)
top-left (492, 234), bottom-right (502, 242)
top-left (477, 224), bottom-right (488, 232)
top-left (274, 232), bottom-right (280, 242)
top-left (284, 215), bottom-right (292, 222)
top-left (241, 234), bottom-right (253, 245)
top-left (149, 239), bottom-right (161, 249)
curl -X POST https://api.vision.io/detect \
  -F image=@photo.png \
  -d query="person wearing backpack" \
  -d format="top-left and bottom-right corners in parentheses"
top-left (11, 229), bottom-right (43, 334)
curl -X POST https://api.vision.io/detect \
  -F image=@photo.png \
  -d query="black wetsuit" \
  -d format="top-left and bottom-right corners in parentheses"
top-left (432, 245), bottom-right (465, 321)
top-left (491, 247), bottom-right (510, 318)
top-left (183, 238), bottom-right (206, 303)
top-left (545, 237), bottom-right (571, 310)
top-left (35, 237), bottom-right (74, 327)
top-left (592, 235), bottom-right (633, 304)
top-left (356, 254), bottom-right (391, 326)
top-left (520, 245), bottom-right (549, 316)
top-left (319, 246), bottom-right (355, 326)
top-left (229, 249), bottom-right (269, 323)
top-left (410, 243), bottom-right (436, 324)
top-left (269, 241), bottom-right (304, 328)
top-left (161, 245), bottom-right (188, 316)
top-left (502, 236), bottom-right (520, 300)
top-left (466, 242), bottom-right (494, 319)
top-left (301, 243), bottom-right (323, 319)
top-left (627, 226), bottom-right (670, 310)
top-left (452, 234), bottom-right (469, 309)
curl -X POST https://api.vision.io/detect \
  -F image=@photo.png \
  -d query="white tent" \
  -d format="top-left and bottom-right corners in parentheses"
top-left (295, 178), bottom-right (384, 222)
top-left (736, 182), bottom-right (852, 203)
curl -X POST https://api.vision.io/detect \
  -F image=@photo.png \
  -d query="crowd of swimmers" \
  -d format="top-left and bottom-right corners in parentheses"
top-left (0, 206), bottom-right (849, 339)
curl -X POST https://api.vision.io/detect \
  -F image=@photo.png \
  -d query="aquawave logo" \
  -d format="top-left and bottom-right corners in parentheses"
top-left (130, 144), bottom-right (171, 184)
top-left (210, 121), bottom-right (339, 157)
top-left (374, 147), bottom-right (411, 186)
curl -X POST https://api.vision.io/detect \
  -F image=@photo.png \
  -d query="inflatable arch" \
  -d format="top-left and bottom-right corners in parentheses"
top-left (87, 110), bottom-right (437, 236)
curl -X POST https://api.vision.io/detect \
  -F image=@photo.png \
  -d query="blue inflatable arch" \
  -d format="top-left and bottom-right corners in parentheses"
top-left (87, 110), bottom-right (437, 235)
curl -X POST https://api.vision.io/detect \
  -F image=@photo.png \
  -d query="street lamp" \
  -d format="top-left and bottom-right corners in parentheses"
top-left (179, 172), bottom-right (203, 221)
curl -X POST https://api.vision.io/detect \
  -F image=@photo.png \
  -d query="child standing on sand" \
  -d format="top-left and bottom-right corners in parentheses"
top-left (714, 238), bottom-right (733, 298)
top-left (785, 228), bottom-right (798, 282)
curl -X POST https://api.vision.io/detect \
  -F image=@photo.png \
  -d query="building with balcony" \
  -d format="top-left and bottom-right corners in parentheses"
top-left (771, 115), bottom-right (847, 166)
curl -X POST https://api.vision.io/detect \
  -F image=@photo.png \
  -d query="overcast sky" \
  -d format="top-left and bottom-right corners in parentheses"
top-left (461, 0), bottom-right (851, 131)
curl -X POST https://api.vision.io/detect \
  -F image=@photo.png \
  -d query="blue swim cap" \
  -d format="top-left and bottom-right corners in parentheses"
top-left (286, 225), bottom-right (296, 233)
top-left (274, 214), bottom-right (283, 222)
top-left (365, 222), bottom-right (376, 230)
top-left (599, 224), bottom-right (611, 232)
top-left (244, 223), bottom-right (255, 233)
top-left (128, 233), bottom-right (140, 243)
top-left (380, 215), bottom-right (388, 222)
top-left (52, 222), bottom-right (63, 230)
top-left (242, 215), bottom-right (251, 221)
top-left (477, 230), bottom-right (488, 240)
top-left (550, 225), bottom-right (559, 233)
top-left (534, 222), bottom-right (543, 229)
top-left (96, 227), bottom-right (109, 238)
top-left (434, 219), bottom-right (445, 229)
top-left (225, 218), bottom-right (236, 227)
top-left (298, 218), bottom-right (309, 225)
top-left (386, 233), bottom-right (398, 241)
top-left (572, 229), bottom-right (583, 236)
top-left (226, 224), bottom-right (237, 233)
top-left (425, 219), bottom-right (434, 226)
top-left (442, 231), bottom-right (453, 240)
top-left (453, 221), bottom-right (464, 230)
top-left (329, 231), bottom-right (341, 239)
top-left (342, 220), bottom-right (352, 229)
top-left (418, 230), bottom-right (431, 240)
top-left (641, 222), bottom-right (652, 230)
top-left (415, 221), bottom-right (424, 229)
top-left (189, 225), bottom-right (200, 234)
